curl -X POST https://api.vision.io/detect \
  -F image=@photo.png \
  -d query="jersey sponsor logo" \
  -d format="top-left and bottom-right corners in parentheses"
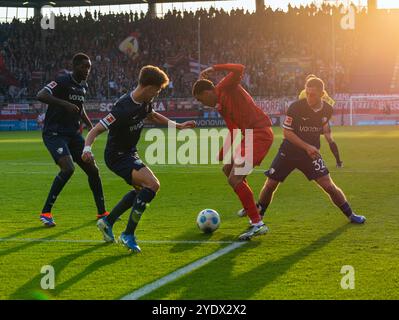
top-left (71, 86), bottom-right (86, 95)
top-left (284, 116), bottom-right (293, 127)
top-left (69, 94), bottom-right (84, 102)
top-left (299, 126), bottom-right (322, 133)
top-left (103, 113), bottom-right (116, 126)
top-left (130, 121), bottom-right (144, 131)
top-left (56, 147), bottom-right (64, 154)
top-left (46, 81), bottom-right (58, 89)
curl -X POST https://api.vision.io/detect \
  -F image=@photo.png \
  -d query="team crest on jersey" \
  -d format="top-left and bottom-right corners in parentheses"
top-left (103, 113), bottom-right (116, 126)
top-left (284, 116), bottom-right (293, 126)
top-left (322, 117), bottom-right (328, 123)
top-left (47, 81), bottom-right (58, 89)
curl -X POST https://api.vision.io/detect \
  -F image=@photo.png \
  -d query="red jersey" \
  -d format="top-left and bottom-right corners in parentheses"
top-left (214, 64), bottom-right (273, 161)
top-left (214, 63), bottom-right (272, 131)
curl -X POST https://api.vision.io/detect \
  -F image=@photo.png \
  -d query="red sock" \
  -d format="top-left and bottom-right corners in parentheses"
top-left (234, 181), bottom-right (261, 224)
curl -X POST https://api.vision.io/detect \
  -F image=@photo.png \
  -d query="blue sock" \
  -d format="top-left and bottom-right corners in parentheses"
top-left (339, 202), bottom-right (353, 218)
top-left (257, 202), bottom-right (267, 216)
top-left (106, 190), bottom-right (137, 225)
top-left (88, 174), bottom-right (106, 215)
top-left (42, 170), bottom-right (73, 213)
top-left (124, 188), bottom-right (156, 235)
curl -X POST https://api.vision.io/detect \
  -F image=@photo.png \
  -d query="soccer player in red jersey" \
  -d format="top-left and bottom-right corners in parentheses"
top-left (193, 63), bottom-right (274, 240)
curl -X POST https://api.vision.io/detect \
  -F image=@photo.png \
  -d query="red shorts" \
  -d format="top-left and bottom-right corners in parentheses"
top-left (233, 127), bottom-right (274, 167)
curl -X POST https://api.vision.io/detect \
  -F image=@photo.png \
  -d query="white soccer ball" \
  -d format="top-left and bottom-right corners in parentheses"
top-left (196, 209), bottom-right (220, 233)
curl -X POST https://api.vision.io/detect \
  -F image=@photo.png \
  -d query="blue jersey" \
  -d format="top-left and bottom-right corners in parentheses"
top-left (42, 73), bottom-right (88, 135)
top-left (281, 99), bottom-right (333, 158)
top-left (100, 92), bottom-right (153, 153)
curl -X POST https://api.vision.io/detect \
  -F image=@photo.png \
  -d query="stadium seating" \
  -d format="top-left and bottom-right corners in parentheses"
top-left (1, 4), bottom-right (399, 103)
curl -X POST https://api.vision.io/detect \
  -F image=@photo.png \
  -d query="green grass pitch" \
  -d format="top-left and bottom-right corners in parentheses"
top-left (0, 126), bottom-right (398, 300)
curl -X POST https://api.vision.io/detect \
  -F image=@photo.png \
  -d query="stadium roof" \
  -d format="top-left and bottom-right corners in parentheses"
top-left (0, 0), bottom-right (220, 8)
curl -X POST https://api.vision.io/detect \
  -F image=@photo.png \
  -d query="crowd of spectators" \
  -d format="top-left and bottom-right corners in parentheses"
top-left (0, 3), bottom-right (392, 103)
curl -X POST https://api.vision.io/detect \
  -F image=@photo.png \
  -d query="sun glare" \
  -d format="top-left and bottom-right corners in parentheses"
top-left (378, 0), bottom-right (399, 9)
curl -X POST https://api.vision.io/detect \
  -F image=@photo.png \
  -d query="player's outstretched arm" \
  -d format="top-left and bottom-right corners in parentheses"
top-left (213, 64), bottom-right (245, 74)
top-left (200, 67), bottom-right (215, 79)
top-left (147, 111), bottom-right (196, 130)
top-left (37, 88), bottom-right (80, 113)
top-left (212, 64), bottom-right (245, 90)
top-left (283, 128), bottom-right (320, 160)
top-left (81, 123), bottom-right (107, 163)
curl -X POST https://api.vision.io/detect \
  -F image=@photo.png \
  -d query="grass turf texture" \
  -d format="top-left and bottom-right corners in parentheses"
top-left (0, 126), bottom-right (398, 299)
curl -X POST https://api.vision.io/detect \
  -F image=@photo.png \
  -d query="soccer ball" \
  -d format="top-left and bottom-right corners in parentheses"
top-left (196, 209), bottom-right (220, 233)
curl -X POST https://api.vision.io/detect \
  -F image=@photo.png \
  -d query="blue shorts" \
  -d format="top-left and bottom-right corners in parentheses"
top-left (265, 151), bottom-right (330, 182)
top-left (104, 150), bottom-right (146, 185)
top-left (42, 132), bottom-right (85, 164)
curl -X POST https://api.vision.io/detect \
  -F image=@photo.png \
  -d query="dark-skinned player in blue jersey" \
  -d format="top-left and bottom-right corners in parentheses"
top-left (37, 53), bottom-right (108, 227)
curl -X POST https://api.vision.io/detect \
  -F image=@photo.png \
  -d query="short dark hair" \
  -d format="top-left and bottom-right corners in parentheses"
top-left (72, 53), bottom-right (90, 67)
top-left (192, 79), bottom-right (215, 96)
top-left (139, 65), bottom-right (169, 89)
top-left (305, 77), bottom-right (325, 92)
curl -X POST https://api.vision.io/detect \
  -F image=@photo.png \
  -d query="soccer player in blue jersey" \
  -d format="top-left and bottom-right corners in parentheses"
top-left (37, 53), bottom-right (108, 227)
top-left (299, 74), bottom-right (343, 168)
top-left (240, 77), bottom-right (365, 224)
top-left (82, 65), bottom-right (195, 253)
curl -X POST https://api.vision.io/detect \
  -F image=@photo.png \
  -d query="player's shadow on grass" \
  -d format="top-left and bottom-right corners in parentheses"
top-left (53, 252), bottom-right (128, 297)
top-left (10, 241), bottom-right (128, 299)
top-left (0, 220), bottom-right (94, 259)
top-left (144, 223), bottom-right (351, 299)
top-left (231, 223), bottom-right (352, 299)
top-left (9, 242), bottom-right (105, 299)
top-left (1, 226), bottom-right (49, 240)
top-left (169, 228), bottom-right (235, 253)
top-left (120, 240), bottom-right (261, 300)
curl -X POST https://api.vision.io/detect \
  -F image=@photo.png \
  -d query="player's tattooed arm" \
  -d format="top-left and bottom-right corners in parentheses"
top-left (81, 123), bottom-right (107, 163)
top-left (283, 128), bottom-right (320, 160)
top-left (80, 106), bottom-right (93, 131)
top-left (147, 111), bottom-right (196, 130)
top-left (37, 88), bottom-right (80, 113)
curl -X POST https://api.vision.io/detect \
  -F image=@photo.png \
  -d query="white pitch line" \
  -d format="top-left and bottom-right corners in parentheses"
top-left (121, 241), bottom-right (246, 300)
top-left (3, 169), bottom-right (398, 175)
top-left (0, 237), bottom-right (238, 245)
top-left (2, 161), bottom-right (397, 174)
